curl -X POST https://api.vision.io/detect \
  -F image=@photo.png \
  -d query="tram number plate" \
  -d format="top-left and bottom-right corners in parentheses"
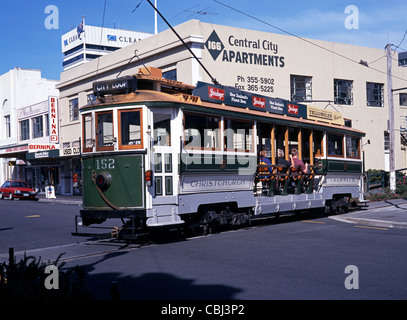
top-left (96, 159), bottom-right (116, 170)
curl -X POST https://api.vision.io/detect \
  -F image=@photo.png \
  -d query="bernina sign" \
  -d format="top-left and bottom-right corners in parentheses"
top-left (49, 96), bottom-right (59, 143)
top-left (28, 144), bottom-right (60, 153)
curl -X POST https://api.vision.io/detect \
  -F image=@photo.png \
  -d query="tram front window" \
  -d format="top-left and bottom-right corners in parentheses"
top-left (119, 109), bottom-right (142, 149)
top-left (96, 111), bottom-right (114, 151)
top-left (83, 114), bottom-right (93, 152)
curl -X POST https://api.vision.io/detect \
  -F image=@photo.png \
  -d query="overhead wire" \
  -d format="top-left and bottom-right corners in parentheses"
top-left (95, 0), bottom-right (108, 80)
top-left (213, 0), bottom-right (407, 83)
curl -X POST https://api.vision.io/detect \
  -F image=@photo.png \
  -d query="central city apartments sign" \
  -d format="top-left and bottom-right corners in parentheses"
top-left (205, 30), bottom-right (285, 68)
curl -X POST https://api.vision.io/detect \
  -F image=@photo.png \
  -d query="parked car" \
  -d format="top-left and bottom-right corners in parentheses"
top-left (0, 180), bottom-right (38, 200)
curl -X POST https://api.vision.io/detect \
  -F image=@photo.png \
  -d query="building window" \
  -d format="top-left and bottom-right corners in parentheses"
top-left (290, 75), bottom-right (312, 102)
top-left (334, 79), bottom-right (353, 105)
top-left (45, 114), bottom-right (49, 136)
top-left (32, 116), bottom-right (43, 138)
top-left (69, 98), bottom-right (79, 121)
top-left (20, 119), bottom-right (30, 141)
top-left (366, 82), bottom-right (384, 107)
top-left (87, 93), bottom-right (96, 104)
top-left (162, 69), bottom-right (177, 81)
top-left (4, 115), bottom-right (10, 138)
top-left (400, 93), bottom-right (407, 106)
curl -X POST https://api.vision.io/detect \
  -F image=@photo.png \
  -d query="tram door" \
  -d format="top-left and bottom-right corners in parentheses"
top-left (151, 108), bottom-right (178, 201)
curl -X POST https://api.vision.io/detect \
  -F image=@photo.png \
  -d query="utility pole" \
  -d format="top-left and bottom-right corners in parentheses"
top-left (386, 44), bottom-right (396, 192)
top-left (154, 0), bottom-right (158, 34)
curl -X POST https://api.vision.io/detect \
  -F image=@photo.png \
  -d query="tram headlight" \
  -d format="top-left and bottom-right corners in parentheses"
top-left (95, 172), bottom-right (112, 191)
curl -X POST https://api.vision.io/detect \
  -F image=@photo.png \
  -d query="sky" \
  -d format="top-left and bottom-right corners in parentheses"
top-left (0, 0), bottom-right (406, 80)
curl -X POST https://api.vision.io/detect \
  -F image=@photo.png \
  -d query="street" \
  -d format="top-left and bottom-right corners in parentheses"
top-left (1, 199), bottom-right (407, 300)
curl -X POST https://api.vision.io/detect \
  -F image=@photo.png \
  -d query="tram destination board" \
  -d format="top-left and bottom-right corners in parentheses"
top-left (93, 76), bottom-right (137, 97)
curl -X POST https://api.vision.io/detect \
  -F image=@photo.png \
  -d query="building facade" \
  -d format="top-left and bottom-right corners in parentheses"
top-left (0, 68), bottom-right (60, 191)
top-left (62, 23), bottom-right (153, 70)
top-left (56, 19), bottom-right (407, 195)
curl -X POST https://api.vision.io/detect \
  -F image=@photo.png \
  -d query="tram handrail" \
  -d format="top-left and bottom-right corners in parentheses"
top-left (254, 164), bottom-right (327, 196)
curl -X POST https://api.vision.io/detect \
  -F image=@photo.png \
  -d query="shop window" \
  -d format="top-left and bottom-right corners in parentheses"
top-left (346, 136), bottom-right (361, 159)
top-left (290, 75), bottom-right (312, 102)
top-left (327, 133), bottom-right (344, 157)
top-left (119, 109), bottom-right (143, 150)
top-left (366, 82), bottom-right (384, 107)
top-left (184, 113), bottom-right (221, 150)
top-left (224, 118), bottom-right (254, 152)
top-left (96, 111), bottom-right (114, 151)
top-left (334, 79), bottom-right (353, 105)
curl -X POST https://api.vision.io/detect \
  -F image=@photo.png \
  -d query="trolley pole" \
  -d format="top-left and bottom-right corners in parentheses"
top-left (386, 44), bottom-right (396, 192)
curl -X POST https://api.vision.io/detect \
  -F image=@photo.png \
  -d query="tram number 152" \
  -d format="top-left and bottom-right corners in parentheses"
top-left (96, 159), bottom-right (115, 170)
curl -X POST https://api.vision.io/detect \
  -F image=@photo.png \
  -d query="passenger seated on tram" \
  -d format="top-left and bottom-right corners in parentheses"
top-left (258, 149), bottom-right (272, 183)
top-left (289, 148), bottom-right (309, 173)
top-left (277, 149), bottom-right (291, 170)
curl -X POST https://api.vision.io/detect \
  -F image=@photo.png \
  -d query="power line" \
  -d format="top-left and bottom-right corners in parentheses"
top-left (393, 29), bottom-right (407, 51)
top-left (213, 0), bottom-right (407, 83)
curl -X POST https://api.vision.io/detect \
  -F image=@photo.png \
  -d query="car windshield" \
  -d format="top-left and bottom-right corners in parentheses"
top-left (10, 182), bottom-right (30, 188)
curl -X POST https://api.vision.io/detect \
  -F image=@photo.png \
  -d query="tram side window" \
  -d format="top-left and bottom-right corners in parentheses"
top-left (119, 109), bottom-right (142, 149)
top-left (224, 118), bottom-right (254, 152)
top-left (82, 114), bottom-right (93, 152)
top-left (314, 130), bottom-right (324, 157)
top-left (96, 111), bottom-right (114, 151)
top-left (184, 113), bottom-right (220, 150)
top-left (346, 136), bottom-right (361, 158)
top-left (327, 133), bottom-right (344, 157)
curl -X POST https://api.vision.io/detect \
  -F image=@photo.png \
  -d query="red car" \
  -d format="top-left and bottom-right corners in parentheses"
top-left (0, 180), bottom-right (38, 200)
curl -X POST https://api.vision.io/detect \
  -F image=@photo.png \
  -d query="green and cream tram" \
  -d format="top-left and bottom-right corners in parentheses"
top-left (75, 67), bottom-right (366, 239)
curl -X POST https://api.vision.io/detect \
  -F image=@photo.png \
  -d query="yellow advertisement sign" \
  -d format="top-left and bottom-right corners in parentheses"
top-left (307, 106), bottom-right (344, 126)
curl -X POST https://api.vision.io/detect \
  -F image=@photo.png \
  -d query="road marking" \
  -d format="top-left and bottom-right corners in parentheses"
top-left (26, 215), bottom-right (40, 218)
top-left (354, 225), bottom-right (389, 231)
top-left (302, 220), bottom-right (326, 224)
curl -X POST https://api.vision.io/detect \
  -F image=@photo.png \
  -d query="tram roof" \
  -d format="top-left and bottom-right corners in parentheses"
top-left (82, 68), bottom-right (365, 136)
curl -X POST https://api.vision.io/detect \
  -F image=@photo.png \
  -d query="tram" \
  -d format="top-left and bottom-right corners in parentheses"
top-left (74, 67), bottom-right (366, 239)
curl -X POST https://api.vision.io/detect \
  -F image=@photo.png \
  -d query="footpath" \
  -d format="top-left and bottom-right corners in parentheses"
top-left (329, 198), bottom-right (407, 229)
top-left (38, 194), bottom-right (407, 229)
